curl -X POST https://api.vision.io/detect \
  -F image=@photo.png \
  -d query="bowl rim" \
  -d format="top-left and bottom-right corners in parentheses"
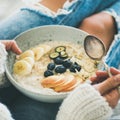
top-left (5, 25), bottom-right (89, 102)
top-left (14, 25), bottom-right (89, 40)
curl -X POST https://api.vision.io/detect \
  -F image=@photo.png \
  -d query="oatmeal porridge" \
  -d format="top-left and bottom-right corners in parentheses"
top-left (13, 41), bottom-right (99, 95)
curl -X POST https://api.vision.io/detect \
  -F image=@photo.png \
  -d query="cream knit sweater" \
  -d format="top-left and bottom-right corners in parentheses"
top-left (0, 42), bottom-right (14, 120)
top-left (0, 42), bottom-right (7, 87)
top-left (0, 42), bottom-right (113, 120)
top-left (56, 84), bottom-right (113, 120)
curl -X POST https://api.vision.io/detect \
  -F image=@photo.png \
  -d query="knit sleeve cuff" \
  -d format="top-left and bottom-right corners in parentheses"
top-left (0, 42), bottom-right (8, 87)
top-left (0, 103), bottom-right (14, 120)
top-left (56, 84), bottom-right (113, 120)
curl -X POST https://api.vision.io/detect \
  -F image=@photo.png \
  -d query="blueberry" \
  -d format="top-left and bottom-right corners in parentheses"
top-left (47, 63), bottom-right (55, 70)
top-left (74, 62), bottom-right (78, 65)
top-left (70, 63), bottom-right (81, 73)
top-left (55, 65), bottom-right (66, 73)
top-left (75, 65), bottom-right (81, 71)
top-left (44, 70), bottom-right (54, 77)
top-left (54, 57), bottom-right (64, 64)
top-left (69, 65), bottom-right (76, 73)
top-left (63, 59), bottom-right (72, 68)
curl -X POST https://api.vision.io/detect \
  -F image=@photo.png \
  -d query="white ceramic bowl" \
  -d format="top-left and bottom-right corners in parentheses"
top-left (5, 25), bottom-right (89, 103)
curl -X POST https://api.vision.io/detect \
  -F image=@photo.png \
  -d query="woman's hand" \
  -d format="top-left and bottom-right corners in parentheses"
top-left (1, 40), bottom-right (22, 54)
top-left (91, 68), bottom-right (120, 108)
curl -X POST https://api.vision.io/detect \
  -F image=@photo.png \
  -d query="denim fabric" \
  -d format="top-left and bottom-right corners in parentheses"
top-left (0, 10), bottom-right (56, 39)
top-left (105, 0), bottom-right (120, 33)
top-left (105, 35), bottom-right (120, 69)
top-left (0, 0), bottom-right (118, 39)
top-left (9, 94), bottom-right (61, 120)
top-left (104, 1), bottom-right (120, 69)
top-left (0, 0), bottom-right (119, 69)
top-left (0, 0), bottom-right (120, 120)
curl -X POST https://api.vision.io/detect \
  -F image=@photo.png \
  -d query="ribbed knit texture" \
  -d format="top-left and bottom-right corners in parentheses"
top-left (0, 42), bottom-right (8, 87)
top-left (0, 103), bottom-right (14, 120)
top-left (56, 84), bottom-right (113, 120)
top-left (0, 42), bottom-right (14, 120)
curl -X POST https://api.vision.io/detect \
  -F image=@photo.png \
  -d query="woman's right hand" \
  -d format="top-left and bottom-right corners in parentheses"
top-left (91, 68), bottom-right (120, 108)
top-left (1, 40), bottom-right (22, 54)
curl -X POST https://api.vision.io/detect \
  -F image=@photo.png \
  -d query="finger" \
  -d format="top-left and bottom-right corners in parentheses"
top-left (90, 71), bottom-right (108, 83)
top-left (1, 40), bottom-right (22, 54)
top-left (95, 74), bottom-right (120, 95)
top-left (96, 70), bottom-right (108, 78)
top-left (91, 68), bottom-right (120, 83)
top-left (10, 41), bottom-right (22, 54)
top-left (110, 67), bottom-right (120, 75)
top-left (94, 68), bottom-right (120, 78)
top-left (96, 67), bottom-right (120, 77)
top-left (103, 88), bottom-right (120, 108)
top-left (91, 77), bottom-right (106, 84)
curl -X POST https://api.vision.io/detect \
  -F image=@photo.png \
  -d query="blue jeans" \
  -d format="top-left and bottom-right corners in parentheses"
top-left (0, 0), bottom-right (118, 39)
top-left (0, 0), bottom-right (120, 69)
top-left (0, 0), bottom-right (120, 120)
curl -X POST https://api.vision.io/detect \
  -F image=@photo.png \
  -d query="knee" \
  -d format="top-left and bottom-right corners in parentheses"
top-left (79, 12), bottom-right (116, 50)
top-left (79, 15), bottom-right (105, 35)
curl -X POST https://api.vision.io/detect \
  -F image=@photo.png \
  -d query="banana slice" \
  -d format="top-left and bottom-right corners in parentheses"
top-left (38, 44), bottom-right (52, 54)
top-left (19, 50), bottom-right (34, 60)
top-left (13, 60), bottom-right (32, 75)
top-left (31, 47), bottom-right (44, 61)
top-left (22, 57), bottom-right (35, 66)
